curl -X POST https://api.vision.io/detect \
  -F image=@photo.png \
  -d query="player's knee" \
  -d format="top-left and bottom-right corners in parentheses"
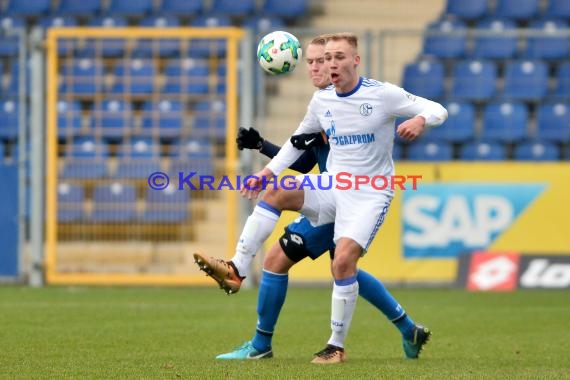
top-left (261, 187), bottom-right (303, 211)
top-left (263, 245), bottom-right (294, 274)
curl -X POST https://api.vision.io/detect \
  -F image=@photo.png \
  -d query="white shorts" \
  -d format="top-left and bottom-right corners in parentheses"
top-left (296, 173), bottom-right (393, 251)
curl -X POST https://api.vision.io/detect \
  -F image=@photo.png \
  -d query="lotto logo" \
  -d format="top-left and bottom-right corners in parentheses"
top-left (519, 257), bottom-right (570, 289)
top-left (467, 252), bottom-right (520, 291)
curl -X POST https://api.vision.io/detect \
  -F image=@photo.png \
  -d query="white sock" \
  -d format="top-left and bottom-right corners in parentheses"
top-left (328, 278), bottom-right (359, 349)
top-left (230, 202), bottom-right (280, 278)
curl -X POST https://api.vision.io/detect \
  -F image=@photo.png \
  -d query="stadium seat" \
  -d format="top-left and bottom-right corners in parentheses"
top-left (60, 58), bottom-right (104, 95)
top-left (493, 0), bottom-right (539, 21)
top-left (61, 137), bottom-right (109, 178)
top-left (169, 138), bottom-right (214, 176)
top-left (522, 19), bottom-right (569, 60)
top-left (38, 16), bottom-right (78, 55)
top-left (459, 141), bottom-right (508, 160)
top-left (0, 15), bottom-right (26, 29)
top-left (188, 15), bottom-right (232, 58)
top-left (111, 59), bottom-right (156, 94)
top-left (261, 0), bottom-right (308, 18)
top-left (425, 101), bottom-right (476, 143)
top-left (5, 0), bottom-right (51, 16)
top-left (162, 58), bottom-right (210, 95)
top-left (407, 141), bottom-right (453, 161)
top-left (115, 137), bottom-right (161, 179)
top-left (450, 59), bottom-right (497, 101)
top-left (192, 100), bottom-right (226, 139)
top-left (136, 16), bottom-right (181, 57)
top-left (0, 99), bottom-right (18, 140)
top-left (7, 61), bottom-right (31, 97)
top-left (0, 141), bottom-right (4, 159)
top-left (56, 0), bottom-right (103, 16)
top-left (444, 0), bottom-right (489, 20)
top-left (91, 183), bottom-right (137, 223)
top-left (422, 19), bottom-right (467, 59)
top-left (544, 0), bottom-right (570, 19)
top-left (502, 60), bottom-right (549, 101)
top-left (0, 17), bottom-right (25, 56)
top-left (392, 143), bottom-right (403, 160)
top-left (471, 18), bottom-right (518, 59)
top-left (0, 35), bottom-right (20, 57)
top-left (513, 141), bottom-right (561, 161)
top-left (57, 100), bottom-right (83, 139)
top-left (58, 182), bottom-right (84, 222)
top-left (158, 0), bottom-right (205, 15)
top-left (140, 100), bottom-right (184, 140)
top-left (211, 0), bottom-right (256, 17)
top-left (91, 99), bottom-right (133, 142)
top-left (535, 102), bottom-right (570, 142)
top-left (84, 17), bottom-right (128, 58)
top-left (554, 62), bottom-right (570, 98)
top-left (107, 0), bottom-right (153, 16)
top-left (481, 102), bottom-right (529, 142)
top-left (242, 16), bottom-right (285, 33)
top-left (142, 185), bottom-right (189, 223)
top-left (402, 59), bottom-right (445, 99)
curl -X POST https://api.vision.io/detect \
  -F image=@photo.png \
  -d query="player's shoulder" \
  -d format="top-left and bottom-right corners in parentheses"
top-left (361, 77), bottom-right (384, 88)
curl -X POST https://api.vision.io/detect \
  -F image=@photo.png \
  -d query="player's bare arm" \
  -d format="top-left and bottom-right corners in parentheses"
top-left (396, 116), bottom-right (427, 141)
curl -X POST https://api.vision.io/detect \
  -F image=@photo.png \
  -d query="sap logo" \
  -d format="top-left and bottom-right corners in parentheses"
top-left (402, 184), bottom-right (545, 258)
top-left (519, 258), bottom-right (570, 289)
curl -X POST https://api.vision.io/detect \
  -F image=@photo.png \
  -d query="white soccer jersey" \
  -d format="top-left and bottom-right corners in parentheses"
top-left (267, 77), bottom-right (448, 179)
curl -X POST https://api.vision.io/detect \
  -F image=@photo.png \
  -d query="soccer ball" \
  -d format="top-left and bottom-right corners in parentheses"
top-left (257, 31), bottom-right (302, 76)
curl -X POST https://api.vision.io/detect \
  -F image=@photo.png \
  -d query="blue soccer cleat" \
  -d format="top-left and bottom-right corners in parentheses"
top-left (403, 324), bottom-right (431, 359)
top-left (216, 341), bottom-right (273, 360)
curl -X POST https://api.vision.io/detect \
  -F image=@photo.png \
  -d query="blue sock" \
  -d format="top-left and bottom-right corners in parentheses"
top-left (251, 270), bottom-right (288, 351)
top-left (357, 269), bottom-right (416, 339)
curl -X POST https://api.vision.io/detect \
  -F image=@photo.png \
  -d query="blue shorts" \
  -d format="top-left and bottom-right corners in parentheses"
top-left (279, 215), bottom-right (335, 262)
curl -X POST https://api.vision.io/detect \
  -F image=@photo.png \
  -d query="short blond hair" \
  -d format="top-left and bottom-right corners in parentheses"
top-left (309, 34), bottom-right (332, 46)
top-left (327, 32), bottom-right (358, 49)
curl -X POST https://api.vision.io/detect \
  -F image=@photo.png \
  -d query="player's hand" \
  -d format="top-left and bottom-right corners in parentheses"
top-left (290, 132), bottom-right (325, 150)
top-left (241, 167), bottom-right (275, 200)
top-left (236, 127), bottom-right (264, 150)
top-left (397, 116), bottom-right (426, 141)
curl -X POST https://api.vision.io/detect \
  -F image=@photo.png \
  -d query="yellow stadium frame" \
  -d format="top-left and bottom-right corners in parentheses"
top-left (44, 27), bottom-right (245, 285)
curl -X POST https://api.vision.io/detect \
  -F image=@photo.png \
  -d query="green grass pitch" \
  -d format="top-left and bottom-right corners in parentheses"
top-left (0, 286), bottom-right (568, 379)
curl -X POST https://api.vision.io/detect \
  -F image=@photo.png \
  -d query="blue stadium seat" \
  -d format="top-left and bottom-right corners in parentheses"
top-left (502, 60), bottom-right (549, 101)
top-left (0, 99), bottom-right (18, 139)
top-left (423, 19), bottom-right (468, 59)
top-left (471, 18), bottom-right (518, 59)
top-left (38, 16), bottom-right (78, 55)
top-left (142, 185), bottom-right (189, 223)
top-left (7, 61), bottom-right (31, 97)
top-left (261, 0), bottom-right (308, 18)
top-left (0, 141), bottom-right (4, 159)
top-left (554, 62), bottom-right (570, 98)
top-left (60, 58), bottom-right (104, 95)
top-left (425, 101), bottom-right (476, 143)
top-left (211, 0), bottom-right (256, 17)
top-left (111, 59), bottom-right (156, 94)
top-left (242, 16), bottom-right (285, 33)
top-left (159, 0), bottom-right (204, 15)
top-left (84, 17), bottom-right (128, 57)
top-left (0, 35), bottom-right (19, 57)
top-left (107, 0), bottom-right (153, 16)
top-left (535, 102), bottom-right (570, 142)
top-left (523, 19), bottom-right (569, 60)
top-left (192, 100), bottom-right (226, 139)
top-left (58, 182), bottom-right (84, 222)
top-left (513, 140), bottom-right (560, 161)
top-left (545, 0), bottom-right (570, 19)
top-left (90, 99), bottom-right (133, 142)
top-left (444, 0), bottom-right (489, 20)
top-left (0, 15), bottom-right (26, 29)
top-left (162, 58), bottom-right (210, 95)
top-left (57, 100), bottom-right (83, 139)
top-left (169, 138), bottom-right (214, 176)
top-left (56, 0), bottom-right (103, 16)
top-left (91, 183), bottom-right (137, 223)
top-left (5, 0), bottom-right (51, 16)
top-left (140, 100), bottom-right (184, 140)
top-left (115, 138), bottom-right (161, 179)
top-left (407, 141), bottom-right (453, 161)
top-left (493, 0), bottom-right (539, 21)
top-left (459, 141), bottom-right (508, 160)
top-left (392, 143), bottom-right (403, 160)
top-left (137, 16), bottom-right (181, 57)
top-left (481, 102), bottom-right (529, 142)
top-left (188, 15), bottom-right (232, 58)
top-left (450, 59), bottom-right (497, 100)
top-left (402, 59), bottom-right (444, 99)
top-left (61, 137), bottom-right (109, 178)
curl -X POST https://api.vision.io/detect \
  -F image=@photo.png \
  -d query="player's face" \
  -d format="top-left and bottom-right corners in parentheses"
top-left (305, 43), bottom-right (329, 89)
top-left (324, 39), bottom-right (360, 93)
